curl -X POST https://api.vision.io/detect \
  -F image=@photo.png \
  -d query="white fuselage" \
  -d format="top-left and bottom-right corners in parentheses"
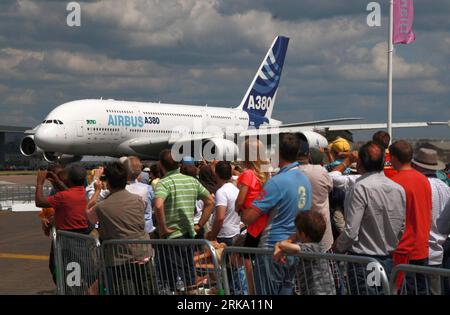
top-left (34, 99), bottom-right (277, 159)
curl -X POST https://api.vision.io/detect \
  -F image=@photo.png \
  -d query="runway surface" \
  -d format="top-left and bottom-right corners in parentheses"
top-left (0, 209), bottom-right (55, 294)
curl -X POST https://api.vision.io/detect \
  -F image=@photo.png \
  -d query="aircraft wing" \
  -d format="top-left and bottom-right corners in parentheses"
top-left (126, 120), bottom-right (450, 144)
top-left (315, 121), bottom-right (450, 131)
top-left (276, 117), bottom-right (364, 128)
top-left (241, 120), bottom-right (450, 136)
top-left (123, 120), bottom-right (449, 157)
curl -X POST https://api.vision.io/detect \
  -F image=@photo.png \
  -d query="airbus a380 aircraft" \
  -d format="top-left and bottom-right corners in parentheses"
top-left (20, 36), bottom-right (449, 163)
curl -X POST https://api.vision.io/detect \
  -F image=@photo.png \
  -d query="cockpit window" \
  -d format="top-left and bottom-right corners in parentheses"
top-left (42, 119), bottom-right (63, 124)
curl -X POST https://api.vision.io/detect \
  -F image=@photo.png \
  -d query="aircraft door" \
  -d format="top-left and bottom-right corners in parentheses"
top-left (233, 111), bottom-right (240, 129)
top-left (76, 121), bottom-right (84, 137)
top-left (202, 109), bottom-right (210, 126)
top-left (120, 126), bottom-right (127, 139)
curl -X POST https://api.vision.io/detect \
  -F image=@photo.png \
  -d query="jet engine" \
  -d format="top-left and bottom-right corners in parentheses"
top-left (20, 135), bottom-right (43, 157)
top-left (42, 152), bottom-right (82, 164)
top-left (298, 131), bottom-right (329, 150)
top-left (201, 138), bottom-right (239, 161)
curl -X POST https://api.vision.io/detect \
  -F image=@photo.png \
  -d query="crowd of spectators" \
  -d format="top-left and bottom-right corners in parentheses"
top-left (35, 131), bottom-right (450, 295)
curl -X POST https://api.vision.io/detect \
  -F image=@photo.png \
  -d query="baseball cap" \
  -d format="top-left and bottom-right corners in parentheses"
top-left (329, 137), bottom-right (350, 153)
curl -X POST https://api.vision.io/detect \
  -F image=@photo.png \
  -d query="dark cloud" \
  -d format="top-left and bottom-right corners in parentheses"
top-left (215, 0), bottom-right (366, 21)
top-left (0, 0), bottom-right (449, 140)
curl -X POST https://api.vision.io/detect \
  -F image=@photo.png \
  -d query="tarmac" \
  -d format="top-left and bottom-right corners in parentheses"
top-left (0, 175), bottom-right (55, 295)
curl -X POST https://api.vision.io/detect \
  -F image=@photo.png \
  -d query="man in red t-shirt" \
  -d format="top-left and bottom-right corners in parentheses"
top-left (35, 164), bottom-right (90, 232)
top-left (389, 140), bottom-right (432, 293)
top-left (35, 163), bottom-right (92, 284)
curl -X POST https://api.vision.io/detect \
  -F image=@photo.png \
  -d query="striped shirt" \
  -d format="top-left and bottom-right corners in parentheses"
top-left (155, 169), bottom-right (210, 239)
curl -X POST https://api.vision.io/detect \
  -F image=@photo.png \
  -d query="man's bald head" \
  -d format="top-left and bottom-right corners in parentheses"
top-left (358, 141), bottom-right (385, 173)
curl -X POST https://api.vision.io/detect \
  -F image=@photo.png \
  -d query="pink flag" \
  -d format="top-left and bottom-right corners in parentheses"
top-left (393, 0), bottom-right (416, 44)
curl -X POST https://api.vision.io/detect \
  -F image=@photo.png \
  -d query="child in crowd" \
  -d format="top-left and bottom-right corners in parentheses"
top-left (324, 137), bottom-right (352, 175)
top-left (206, 161), bottom-right (240, 246)
top-left (274, 211), bottom-right (336, 295)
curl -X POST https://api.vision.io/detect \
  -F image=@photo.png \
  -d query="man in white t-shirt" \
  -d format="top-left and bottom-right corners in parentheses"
top-left (206, 161), bottom-right (240, 246)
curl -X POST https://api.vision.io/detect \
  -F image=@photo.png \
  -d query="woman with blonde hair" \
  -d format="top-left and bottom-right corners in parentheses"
top-left (234, 138), bottom-right (270, 294)
top-left (235, 138), bottom-right (270, 247)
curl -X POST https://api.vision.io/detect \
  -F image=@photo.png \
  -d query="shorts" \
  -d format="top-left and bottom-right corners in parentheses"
top-left (242, 233), bottom-right (261, 259)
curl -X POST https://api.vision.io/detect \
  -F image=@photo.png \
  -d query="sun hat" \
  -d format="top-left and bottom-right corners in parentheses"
top-left (412, 148), bottom-right (445, 171)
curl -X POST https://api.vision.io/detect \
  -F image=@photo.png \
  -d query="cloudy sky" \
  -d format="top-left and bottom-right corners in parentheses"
top-left (0, 0), bottom-right (449, 139)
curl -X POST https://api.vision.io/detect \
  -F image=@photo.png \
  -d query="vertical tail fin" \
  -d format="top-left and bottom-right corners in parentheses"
top-left (237, 36), bottom-right (289, 128)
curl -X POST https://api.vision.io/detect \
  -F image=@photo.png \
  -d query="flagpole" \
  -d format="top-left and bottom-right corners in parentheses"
top-left (387, 0), bottom-right (394, 141)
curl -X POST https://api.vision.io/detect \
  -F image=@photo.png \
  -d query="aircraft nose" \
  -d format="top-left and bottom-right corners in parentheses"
top-left (34, 126), bottom-right (58, 149)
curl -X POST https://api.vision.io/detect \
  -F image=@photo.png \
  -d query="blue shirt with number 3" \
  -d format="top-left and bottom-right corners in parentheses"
top-left (251, 162), bottom-right (312, 248)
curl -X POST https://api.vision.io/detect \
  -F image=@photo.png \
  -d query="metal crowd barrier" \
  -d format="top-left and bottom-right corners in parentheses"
top-left (390, 264), bottom-right (450, 295)
top-left (220, 247), bottom-right (391, 295)
top-left (52, 230), bottom-right (450, 296)
top-left (52, 229), bottom-right (103, 295)
top-left (52, 230), bottom-right (223, 295)
top-left (101, 239), bottom-right (223, 295)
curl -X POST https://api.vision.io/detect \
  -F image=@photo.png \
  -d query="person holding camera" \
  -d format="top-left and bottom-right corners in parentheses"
top-left (35, 163), bottom-right (93, 284)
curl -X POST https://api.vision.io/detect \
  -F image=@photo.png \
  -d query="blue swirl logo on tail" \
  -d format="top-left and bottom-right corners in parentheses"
top-left (238, 36), bottom-right (289, 128)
